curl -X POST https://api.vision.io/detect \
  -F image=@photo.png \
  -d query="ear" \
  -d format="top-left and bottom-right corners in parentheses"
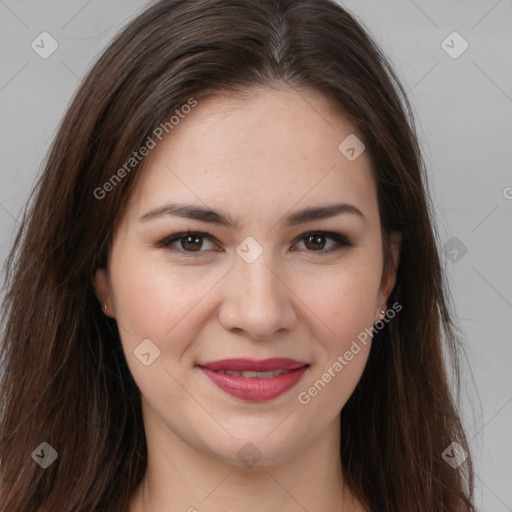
top-left (376, 231), bottom-right (402, 320)
top-left (92, 267), bottom-right (116, 318)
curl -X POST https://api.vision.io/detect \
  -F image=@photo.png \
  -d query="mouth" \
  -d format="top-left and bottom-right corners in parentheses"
top-left (210, 368), bottom-right (293, 378)
top-left (196, 358), bottom-right (310, 402)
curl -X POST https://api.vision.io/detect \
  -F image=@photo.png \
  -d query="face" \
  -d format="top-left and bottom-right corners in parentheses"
top-left (94, 86), bottom-right (400, 467)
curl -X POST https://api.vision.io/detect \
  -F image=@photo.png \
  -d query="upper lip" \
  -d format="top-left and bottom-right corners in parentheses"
top-left (197, 358), bottom-right (309, 372)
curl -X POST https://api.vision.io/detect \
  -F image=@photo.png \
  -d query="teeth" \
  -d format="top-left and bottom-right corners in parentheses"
top-left (215, 369), bottom-right (290, 378)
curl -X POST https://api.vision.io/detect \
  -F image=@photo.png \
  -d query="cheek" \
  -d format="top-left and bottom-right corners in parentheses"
top-left (292, 258), bottom-right (380, 410)
top-left (295, 256), bottom-right (382, 339)
top-left (109, 250), bottom-right (226, 354)
top-left (108, 255), bottom-right (222, 406)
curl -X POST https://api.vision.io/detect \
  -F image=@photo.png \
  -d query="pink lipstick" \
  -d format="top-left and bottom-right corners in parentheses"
top-left (197, 358), bottom-right (309, 402)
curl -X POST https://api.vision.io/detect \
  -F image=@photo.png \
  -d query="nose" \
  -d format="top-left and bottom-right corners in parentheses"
top-left (218, 250), bottom-right (297, 340)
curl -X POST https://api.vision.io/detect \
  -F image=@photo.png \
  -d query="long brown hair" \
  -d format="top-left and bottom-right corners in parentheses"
top-left (0, 0), bottom-right (475, 510)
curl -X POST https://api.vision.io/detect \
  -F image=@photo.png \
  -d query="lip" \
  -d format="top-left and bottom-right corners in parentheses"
top-left (197, 358), bottom-right (310, 402)
top-left (198, 357), bottom-right (308, 372)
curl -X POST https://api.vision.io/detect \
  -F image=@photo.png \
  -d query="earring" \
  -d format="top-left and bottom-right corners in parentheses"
top-left (380, 309), bottom-right (385, 320)
top-left (104, 302), bottom-right (108, 312)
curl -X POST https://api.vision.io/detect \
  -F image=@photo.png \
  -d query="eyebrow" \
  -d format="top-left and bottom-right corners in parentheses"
top-left (139, 202), bottom-right (366, 228)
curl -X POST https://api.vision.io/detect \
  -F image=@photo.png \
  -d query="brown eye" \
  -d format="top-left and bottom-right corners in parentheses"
top-left (180, 234), bottom-right (203, 251)
top-left (159, 231), bottom-right (217, 255)
top-left (303, 233), bottom-right (327, 251)
top-left (295, 231), bottom-right (355, 255)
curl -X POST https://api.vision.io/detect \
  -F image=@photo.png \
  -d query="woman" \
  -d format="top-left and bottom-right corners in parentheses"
top-left (0, 0), bottom-right (475, 510)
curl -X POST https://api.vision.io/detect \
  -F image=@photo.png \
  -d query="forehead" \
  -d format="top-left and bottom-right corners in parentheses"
top-left (123, 87), bottom-right (378, 226)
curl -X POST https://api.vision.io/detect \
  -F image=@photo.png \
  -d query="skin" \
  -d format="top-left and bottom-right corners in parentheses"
top-left (93, 86), bottom-right (401, 512)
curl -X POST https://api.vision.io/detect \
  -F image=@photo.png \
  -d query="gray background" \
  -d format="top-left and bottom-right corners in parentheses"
top-left (0, 0), bottom-right (511, 510)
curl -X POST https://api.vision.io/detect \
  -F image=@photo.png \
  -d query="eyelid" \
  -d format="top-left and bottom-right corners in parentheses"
top-left (157, 229), bottom-right (355, 257)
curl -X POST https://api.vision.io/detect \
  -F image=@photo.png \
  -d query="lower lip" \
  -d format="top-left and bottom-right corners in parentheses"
top-left (199, 366), bottom-right (309, 401)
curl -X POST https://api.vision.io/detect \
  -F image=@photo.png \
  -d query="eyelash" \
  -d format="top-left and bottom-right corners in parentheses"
top-left (157, 230), bottom-right (355, 257)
